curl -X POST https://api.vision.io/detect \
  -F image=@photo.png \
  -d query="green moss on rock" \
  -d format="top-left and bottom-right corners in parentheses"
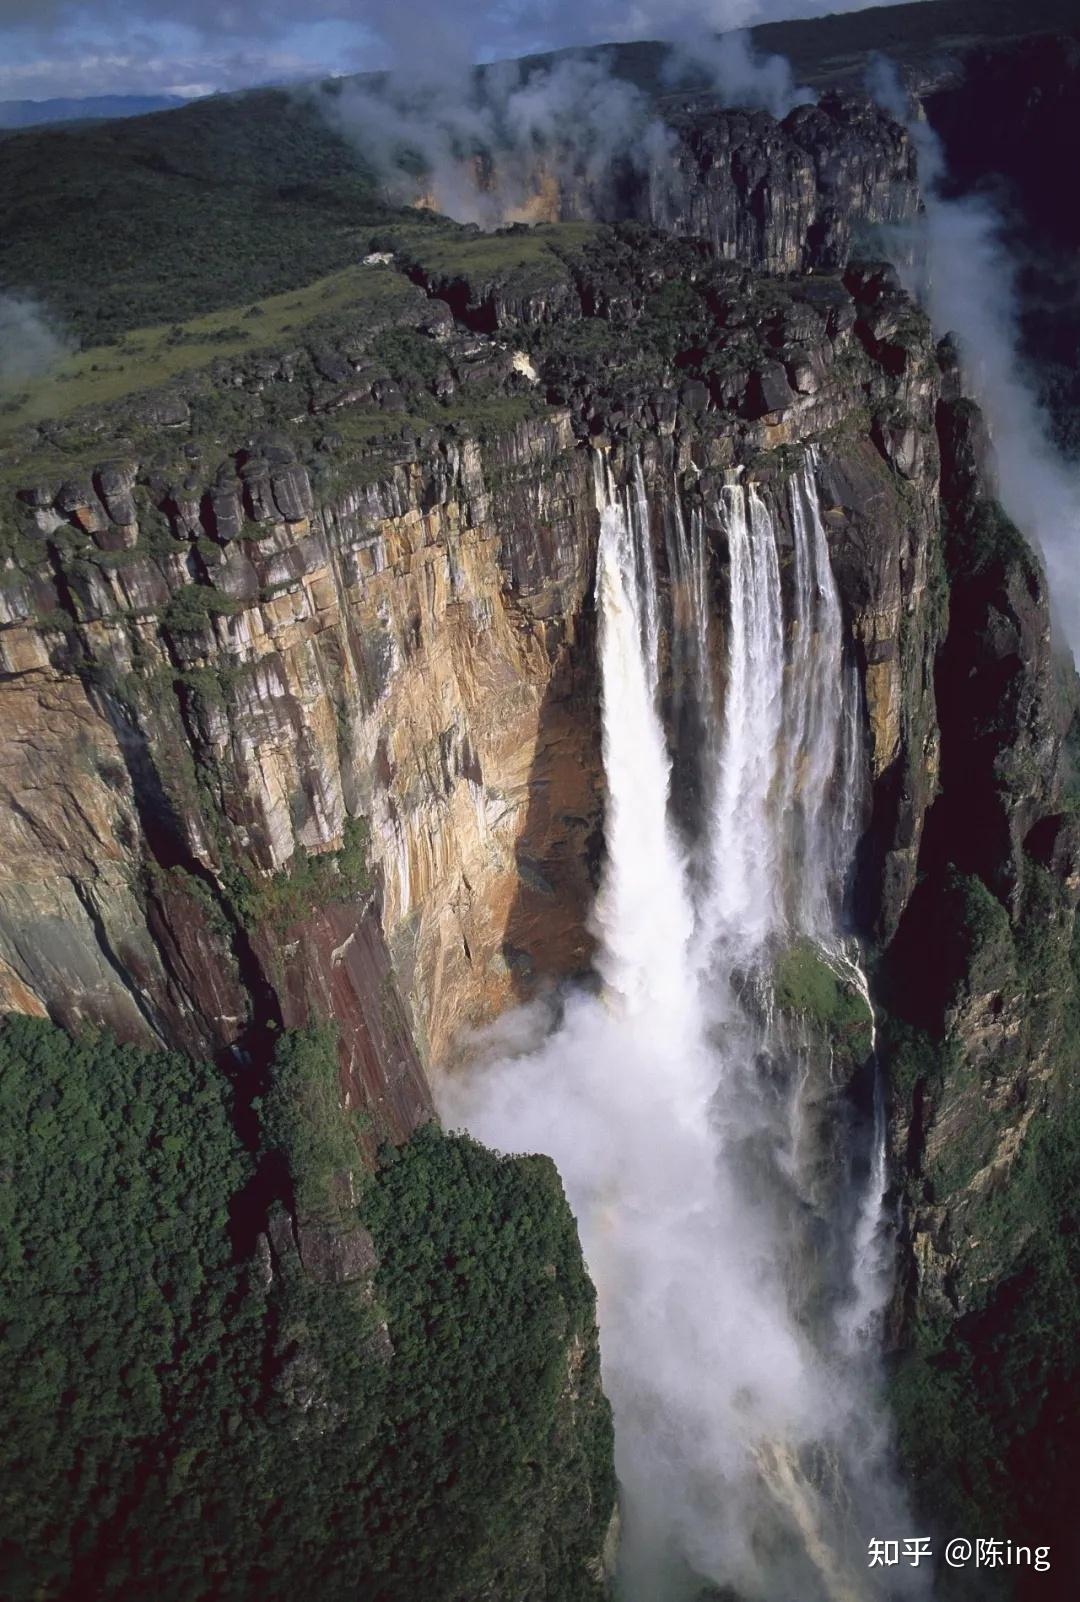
top-left (772, 936), bottom-right (874, 1063)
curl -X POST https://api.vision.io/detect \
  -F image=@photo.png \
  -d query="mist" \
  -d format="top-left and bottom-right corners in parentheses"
top-left (315, 8), bottom-right (823, 228)
top-left (319, 56), bottom-right (673, 226)
top-left (663, 29), bottom-right (815, 118)
top-left (0, 292), bottom-right (71, 386)
top-left (868, 56), bottom-right (1080, 661)
top-left (444, 459), bottom-right (925, 1600)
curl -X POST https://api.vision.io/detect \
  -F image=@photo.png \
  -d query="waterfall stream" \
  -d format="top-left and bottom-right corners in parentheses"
top-left (444, 453), bottom-right (928, 1601)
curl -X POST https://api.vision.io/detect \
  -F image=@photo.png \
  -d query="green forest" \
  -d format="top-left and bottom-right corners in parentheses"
top-left (0, 1015), bottom-right (612, 1601)
top-left (0, 91), bottom-right (396, 345)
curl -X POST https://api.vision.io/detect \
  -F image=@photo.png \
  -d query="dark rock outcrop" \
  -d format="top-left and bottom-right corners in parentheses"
top-left (881, 391), bottom-right (1071, 1320)
top-left (651, 91), bottom-right (918, 272)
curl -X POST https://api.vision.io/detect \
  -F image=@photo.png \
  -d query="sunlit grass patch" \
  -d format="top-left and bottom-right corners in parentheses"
top-left (0, 263), bottom-right (420, 436)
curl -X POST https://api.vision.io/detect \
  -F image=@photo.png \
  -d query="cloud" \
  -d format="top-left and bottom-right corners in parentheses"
top-left (0, 293), bottom-right (72, 385)
top-left (663, 28), bottom-right (816, 117)
top-left (321, 52), bottom-right (676, 226)
top-left (0, 47), bottom-right (332, 101)
top-left (0, 1), bottom-right (936, 101)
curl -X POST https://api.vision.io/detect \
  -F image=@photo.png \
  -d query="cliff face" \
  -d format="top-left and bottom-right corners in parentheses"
top-left (0, 416), bottom-right (599, 1105)
top-left (882, 378), bottom-right (1074, 1319)
top-left (0, 93), bottom-right (1061, 1336)
top-left (652, 92), bottom-right (919, 273)
top-left (877, 373), bottom-right (1080, 1595)
top-left (0, 217), bottom-right (945, 1125)
top-left (414, 91), bottom-right (918, 282)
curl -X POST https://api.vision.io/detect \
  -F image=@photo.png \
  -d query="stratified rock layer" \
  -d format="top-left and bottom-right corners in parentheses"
top-left (0, 226), bottom-right (951, 1147)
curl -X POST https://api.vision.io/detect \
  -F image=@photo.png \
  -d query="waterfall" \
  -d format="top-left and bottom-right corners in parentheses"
top-left (664, 494), bottom-right (708, 719)
top-left (625, 456), bottom-right (662, 703)
top-left (589, 483), bottom-right (696, 1032)
top-left (784, 459), bottom-right (848, 941)
top-left (835, 952), bottom-right (891, 1355)
top-left (445, 451), bottom-right (926, 1601)
top-left (699, 480), bottom-right (785, 955)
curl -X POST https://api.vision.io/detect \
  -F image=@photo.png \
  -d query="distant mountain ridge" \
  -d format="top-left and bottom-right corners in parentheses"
top-left (0, 93), bottom-right (187, 130)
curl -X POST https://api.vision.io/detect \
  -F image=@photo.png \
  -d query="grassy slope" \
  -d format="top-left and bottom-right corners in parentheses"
top-left (0, 215), bottom-right (566, 491)
top-left (0, 265), bottom-right (422, 432)
top-left (375, 219), bottom-right (596, 281)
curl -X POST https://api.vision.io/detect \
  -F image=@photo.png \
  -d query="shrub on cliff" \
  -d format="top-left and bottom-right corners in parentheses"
top-left (161, 582), bottom-right (243, 635)
top-left (771, 936), bottom-right (874, 1068)
top-left (262, 1023), bottom-right (362, 1220)
top-left (235, 815), bottom-right (373, 932)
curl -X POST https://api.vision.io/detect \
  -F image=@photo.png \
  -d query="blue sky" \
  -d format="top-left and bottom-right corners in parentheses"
top-left (0, 1), bottom-right (923, 102)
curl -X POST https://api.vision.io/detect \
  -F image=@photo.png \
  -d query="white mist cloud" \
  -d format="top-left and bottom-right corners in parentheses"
top-left (318, 19), bottom-right (821, 227)
top-left (0, 293), bottom-right (72, 384)
top-left (663, 29), bottom-right (816, 117)
top-left (0, 48), bottom-right (325, 100)
top-left (321, 55), bottom-right (676, 225)
top-left (868, 56), bottom-right (1080, 662)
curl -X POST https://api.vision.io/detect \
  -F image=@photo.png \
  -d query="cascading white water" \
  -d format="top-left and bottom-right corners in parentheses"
top-left (700, 480), bottom-right (786, 955)
top-left (444, 452), bottom-right (927, 1601)
top-left (834, 953), bottom-right (891, 1355)
top-left (785, 460), bottom-right (848, 941)
top-left (588, 478), bottom-right (696, 1029)
top-left (627, 456), bottom-right (663, 705)
top-left (688, 455), bottom-right (861, 956)
top-left (694, 458), bottom-right (892, 1354)
top-left (664, 492), bottom-right (712, 730)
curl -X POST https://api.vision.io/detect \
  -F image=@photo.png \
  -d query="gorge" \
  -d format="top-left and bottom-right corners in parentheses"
top-left (448, 452), bottom-right (921, 1601)
top-left (1, 7), bottom-right (1079, 1600)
